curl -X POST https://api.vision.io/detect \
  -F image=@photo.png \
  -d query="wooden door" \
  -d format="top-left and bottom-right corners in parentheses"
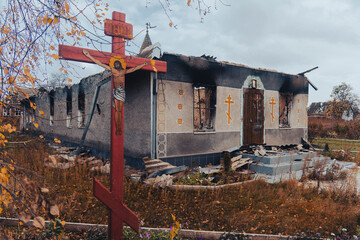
top-left (243, 88), bottom-right (264, 145)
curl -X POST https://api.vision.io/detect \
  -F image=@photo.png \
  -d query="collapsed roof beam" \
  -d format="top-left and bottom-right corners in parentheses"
top-left (298, 66), bottom-right (319, 91)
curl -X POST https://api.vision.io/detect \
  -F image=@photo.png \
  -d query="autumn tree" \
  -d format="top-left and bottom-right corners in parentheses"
top-left (325, 82), bottom-right (360, 119)
top-left (0, 0), bottom-right (229, 234)
top-left (153, 0), bottom-right (230, 28)
top-left (0, 0), bottom-right (109, 231)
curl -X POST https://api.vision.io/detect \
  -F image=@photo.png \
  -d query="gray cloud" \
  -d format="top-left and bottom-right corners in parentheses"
top-left (80, 0), bottom-right (360, 104)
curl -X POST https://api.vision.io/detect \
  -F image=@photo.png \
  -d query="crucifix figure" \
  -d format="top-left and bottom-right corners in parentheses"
top-left (82, 49), bottom-right (148, 135)
top-left (58, 11), bottom-right (166, 240)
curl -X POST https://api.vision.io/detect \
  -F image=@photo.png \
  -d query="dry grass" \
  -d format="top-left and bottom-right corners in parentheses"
top-left (2, 133), bottom-right (360, 237)
top-left (312, 138), bottom-right (360, 151)
top-left (125, 178), bottom-right (360, 236)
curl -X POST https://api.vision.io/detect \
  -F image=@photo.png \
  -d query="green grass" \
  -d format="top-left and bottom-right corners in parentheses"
top-left (311, 138), bottom-right (360, 151)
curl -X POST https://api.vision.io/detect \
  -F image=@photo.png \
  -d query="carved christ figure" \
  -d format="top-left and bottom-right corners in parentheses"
top-left (83, 50), bottom-right (148, 135)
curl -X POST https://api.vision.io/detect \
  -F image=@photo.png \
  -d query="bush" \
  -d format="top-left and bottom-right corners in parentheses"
top-left (309, 120), bottom-right (360, 140)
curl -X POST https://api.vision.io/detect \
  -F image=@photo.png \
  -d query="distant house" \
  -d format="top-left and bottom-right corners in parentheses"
top-left (0, 88), bottom-right (39, 129)
top-left (308, 102), bottom-right (355, 121)
top-left (21, 33), bottom-right (313, 166)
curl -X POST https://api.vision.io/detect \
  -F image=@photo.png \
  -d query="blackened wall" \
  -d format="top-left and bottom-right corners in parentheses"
top-left (159, 53), bottom-right (309, 94)
top-left (124, 71), bottom-right (152, 158)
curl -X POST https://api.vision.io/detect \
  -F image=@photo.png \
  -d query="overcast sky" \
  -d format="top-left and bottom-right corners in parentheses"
top-left (75, 0), bottom-right (360, 105)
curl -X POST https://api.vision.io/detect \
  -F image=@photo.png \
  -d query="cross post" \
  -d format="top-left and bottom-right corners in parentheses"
top-left (58, 11), bottom-right (167, 240)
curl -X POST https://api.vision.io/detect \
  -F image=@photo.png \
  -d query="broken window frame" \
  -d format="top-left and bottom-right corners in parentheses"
top-left (49, 90), bottom-right (55, 126)
top-left (279, 92), bottom-right (292, 128)
top-left (78, 84), bottom-right (85, 128)
top-left (66, 87), bottom-right (72, 128)
top-left (193, 84), bottom-right (216, 132)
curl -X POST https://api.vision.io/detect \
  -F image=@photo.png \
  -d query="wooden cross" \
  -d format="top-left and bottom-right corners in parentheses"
top-left (269, 97), bottom-right (276, 123)
top-left (58, 11), bottom-right (167, 240)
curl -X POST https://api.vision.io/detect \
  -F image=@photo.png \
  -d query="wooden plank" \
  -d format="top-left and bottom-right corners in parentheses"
top-left (143, 159), bottom-right (163, 165)
top-left (58, 45), bottom-right (167, 72)
top-left (59, 45), bottom-right (111, 64)
top-left (146, 162), bottom-right (173, 172)
top-left (105, 19), bottom-right (133, 39)
top-left (232, 158), bottom-right (252, 170)
top-left (231, 155), bottom-right (242, 163)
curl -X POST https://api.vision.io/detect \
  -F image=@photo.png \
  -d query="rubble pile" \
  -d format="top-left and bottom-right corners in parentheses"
top-left (43, 137), bottom-right (331, 187)
top-left (44, 145), bottom-right (109, 173)
top-left (236, 141), bottom-right (318, 157)
top-left (144, 174), bottom-right (174, 188)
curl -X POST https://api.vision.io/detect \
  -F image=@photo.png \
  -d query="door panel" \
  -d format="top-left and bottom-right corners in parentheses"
top-left (243, 88), bottom-right (264, 145)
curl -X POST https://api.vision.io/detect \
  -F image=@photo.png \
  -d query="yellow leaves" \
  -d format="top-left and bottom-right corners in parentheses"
top-left (2, 28), bottom-right (9, 34)
top-left (170, 231), bottom-right (176, 240)
top-left (50, 54), bottom-right (59, 59)
top-left (72, 16), bottom-right (77, 21)
top-left (187, 0), bottom-right (191, 6)
top-left (42, 14), bottom-right (49, 24)
top-left (7, 76), bottom-right (15, 85)
top-left (39, 110), bottom-right (44, 115)
top-left (66, 32), bottom-right (72, 36)
top-left (0, 167), bottom-right (10, 185)
top-left (54, 138), bottom-right (61, 144)
top-left (61, 220), bottom-right (66, 226)
top-left (0, 47), bottom-right (2, 55)
top-left (1, 124), bottom-right (16, 133)
top-left (169, 22), bottom-right (173, 27)
top-left (34, 123), bottom-right (39, 128)
top-left (20, 91), bottom-right (30, 99)
top-left (64, 2), bottom-right (70, 13)
top-left (50, 45), bottom-right (55, 50)
top-left (39, 135), bottom-right (44, 139)
top-left (80, 30), bottom-right (86, 36)
top-left (30, 101), bottom-right (36, 110)
top-left (4, 68), bottom-right (9, 75)
top-left (170, 214), bottom-right (180, 240)
top-left (53, 16), bottom-right (60, 24)
top-left (68, 78), bottom-right (72, 83)
top-left (24, 68), bottom-right (30, 76)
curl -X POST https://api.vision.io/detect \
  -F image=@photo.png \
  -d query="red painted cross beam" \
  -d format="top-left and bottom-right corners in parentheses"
top-left (58, 11), bottom-right (166, 240)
